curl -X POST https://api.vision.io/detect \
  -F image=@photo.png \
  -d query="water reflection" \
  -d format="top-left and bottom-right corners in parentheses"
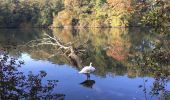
top-left (0, 27), bottom-right (169, 100)
top-left (0, 28), bottom-right (169, 77)
top-left (138, 72), bottom-right (170, 100)
top-left (80, 80), bottom-right (95, 89)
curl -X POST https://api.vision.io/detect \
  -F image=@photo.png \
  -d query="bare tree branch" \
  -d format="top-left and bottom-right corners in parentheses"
top-left (18, 33), bottom-right (89, 68)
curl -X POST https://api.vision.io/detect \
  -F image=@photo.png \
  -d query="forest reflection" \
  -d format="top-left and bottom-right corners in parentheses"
top-left (0, 27), bottom-right (170, 99)
top-left (0, 28), bottom-right (169, 77)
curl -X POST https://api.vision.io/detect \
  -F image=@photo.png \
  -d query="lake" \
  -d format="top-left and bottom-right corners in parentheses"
top-left (0, 28), bottom-right (170, 100)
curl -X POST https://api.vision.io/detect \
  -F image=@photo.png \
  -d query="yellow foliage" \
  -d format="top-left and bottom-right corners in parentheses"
top-left (107, 0), bottom-right (132, 9)
top-left (52, 15), bottom-right (62, 28)
top-left (110, 16), bottom-right (122, 27)
top-left (57, 10), bottom-right (74, 27)
top-left (64, 0), bottom-right (82, 8)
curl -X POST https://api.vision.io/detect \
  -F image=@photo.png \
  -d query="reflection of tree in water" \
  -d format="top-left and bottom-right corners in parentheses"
top-left (0, 51), bottom-right (65, 99)
top-left (132, 46), bottom-right (170, 99)
top-left (150, 72), bottom-right (170, 98)
top-left (128, 27), bottom-right (170, 99)
top-left (1, 28), bottom-right (169, 78)
top-left (138, 70), bottom-right (170, 100)
top-left (0, 28), bottom-right (131, 77)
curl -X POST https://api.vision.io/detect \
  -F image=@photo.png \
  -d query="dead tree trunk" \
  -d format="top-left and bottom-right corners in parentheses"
top-left (20, 34), bottom-right (86, 68)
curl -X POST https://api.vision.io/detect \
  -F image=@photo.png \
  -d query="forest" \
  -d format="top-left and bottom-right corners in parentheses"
top-left (0, 0), bottom-right (169, 28)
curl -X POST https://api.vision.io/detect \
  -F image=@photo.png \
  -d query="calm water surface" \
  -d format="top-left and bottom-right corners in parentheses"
top-left (0, 28), bottom-right (170, 100)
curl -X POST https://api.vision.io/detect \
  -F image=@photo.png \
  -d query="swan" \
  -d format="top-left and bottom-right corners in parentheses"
top-left (79, 62), bottom-right (95, 74)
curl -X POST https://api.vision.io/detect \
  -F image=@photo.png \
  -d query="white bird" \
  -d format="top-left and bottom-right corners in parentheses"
top-left (79, 62), bottom-right (95, 74)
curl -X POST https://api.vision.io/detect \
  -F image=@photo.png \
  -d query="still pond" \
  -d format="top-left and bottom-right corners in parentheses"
top-left (0, 28), bottom-right (170, 100)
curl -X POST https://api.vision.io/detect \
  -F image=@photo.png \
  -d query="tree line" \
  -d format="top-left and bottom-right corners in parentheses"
top-left (0, 0), bottom-right (169, 28)
top-left (0, 0), bottom-right (64, 28)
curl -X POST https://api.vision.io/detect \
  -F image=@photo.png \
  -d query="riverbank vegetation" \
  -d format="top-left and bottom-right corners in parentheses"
top-left (0, 0), bottom-right (169, 28)
top-left (0, 0), bottom-right (64, 28)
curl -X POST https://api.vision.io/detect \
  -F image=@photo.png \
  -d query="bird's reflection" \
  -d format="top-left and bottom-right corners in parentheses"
top-left (80, 73), bottom-right (95, 88)
top-left (80, 80), bottom-right (95, 88)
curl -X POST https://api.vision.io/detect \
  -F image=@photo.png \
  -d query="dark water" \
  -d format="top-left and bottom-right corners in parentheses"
top-left (0, 28), bottom-right (170, 100)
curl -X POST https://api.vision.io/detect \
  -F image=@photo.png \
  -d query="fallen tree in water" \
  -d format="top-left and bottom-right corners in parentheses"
top-left (19, 33), bottom-right (88, 68)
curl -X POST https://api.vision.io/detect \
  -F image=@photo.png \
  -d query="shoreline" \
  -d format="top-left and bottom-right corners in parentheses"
top-left (0, 26), bottom-right (169, 29)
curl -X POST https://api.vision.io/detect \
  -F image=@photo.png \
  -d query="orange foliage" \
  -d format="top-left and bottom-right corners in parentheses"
top-left (106, 39), bottom-right (130, 61)
top-left (127, 6), bottom-right (134, 12)
top-left (107, 0), bottom-right (132, 9)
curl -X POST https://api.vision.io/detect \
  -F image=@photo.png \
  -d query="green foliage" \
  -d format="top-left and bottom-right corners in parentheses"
top-left (133, 0), bottom-right (170, 27)
top-left (96, 0), bottom-right (106, 6)
top-left (0, 0), bottom-right (64, 28)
